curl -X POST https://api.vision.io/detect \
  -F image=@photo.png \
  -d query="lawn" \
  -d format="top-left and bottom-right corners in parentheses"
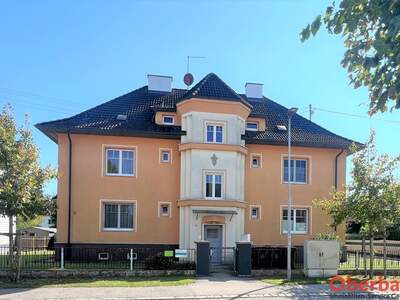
top-left (261, 276), bottom-right (328, 285)
top-left (0, 276), bottom-right (195, 288)
top-left (261, 275), bottom-right (400, 286)
top-left (339, 256), bottom-right (400, 270)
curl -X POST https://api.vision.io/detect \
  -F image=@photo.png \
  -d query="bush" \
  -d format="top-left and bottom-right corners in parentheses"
top-left (144, 253), bottom-right (195, 270)
top-left (313, 232), bottom-right (338, 240)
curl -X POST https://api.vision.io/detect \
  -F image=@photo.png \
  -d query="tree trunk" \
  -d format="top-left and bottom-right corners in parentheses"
top-left (383, 230), bottom-right (387, 278)
top-left (369, 233), bottom-right (374, 278)
top-left (362, 236), bottom-right (367, 277)
top-left (15, 233), bottom-right (22, 282)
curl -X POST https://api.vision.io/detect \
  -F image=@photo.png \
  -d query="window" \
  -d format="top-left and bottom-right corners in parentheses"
top-left (159, 202), bottom-right (171, 217)
top-left (206, 123), bottom-right (224, 143)
top-left (250, 206), bottom-right (261, 220)
top-left (106, 149), bottom-right (135, 176)
top-left (103, 203), bottom-right (135, 230)
top-left (160, 149), bottom-right (171, 163)
top-left (282, 208), bottom-right (308, 234)
top-left (251, 154), bottom-right (262, 168)
top-left (163, 116), bottom-right (174, 125)
top-left (98, 253), bottom-right (109, 260)
top-left (283, 158), bottom-right (308, 184)
top-left (246, 122), bottom-right (259, 131)
top-left (205, 173), bottom-right (224, 199)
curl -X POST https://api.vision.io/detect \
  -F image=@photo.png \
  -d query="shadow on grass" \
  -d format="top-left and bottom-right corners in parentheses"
top-left (0, 276), bottom-right (195, 289)
top-left (261, 275), bottom-right (327, 285)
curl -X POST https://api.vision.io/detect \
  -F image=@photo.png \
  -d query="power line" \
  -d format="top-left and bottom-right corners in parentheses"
top-left (312, 107), bottom-right (400, 124)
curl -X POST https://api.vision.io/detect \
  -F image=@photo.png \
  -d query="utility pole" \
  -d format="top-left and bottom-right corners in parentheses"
top-left (309, 104), bottom-right (312, 121)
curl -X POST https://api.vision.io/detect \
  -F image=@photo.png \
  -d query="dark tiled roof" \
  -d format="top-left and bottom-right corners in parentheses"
top-left (36, 73), bottom-right (360, 149)
top-left (178, 73), bottom-right (251, 108)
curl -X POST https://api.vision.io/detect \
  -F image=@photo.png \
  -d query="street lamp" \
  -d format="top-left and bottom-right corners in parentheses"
top-left (287, 107), bottom-right (298, 281)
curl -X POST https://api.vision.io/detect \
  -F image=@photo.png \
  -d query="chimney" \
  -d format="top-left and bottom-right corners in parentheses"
top-left (147, 74), bottom-right (173, 92)
top-left (245, 82), bottom-right (263, 99)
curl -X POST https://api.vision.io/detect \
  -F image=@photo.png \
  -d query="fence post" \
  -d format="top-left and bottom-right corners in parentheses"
top-left (61, 248), bottom-right (64, 270)
top-left (195, 241), bottom-right (210, 276)
top-left (130, 249), bottom-right (133, 271)
top-left (355, 251), bottom-right (359, 270)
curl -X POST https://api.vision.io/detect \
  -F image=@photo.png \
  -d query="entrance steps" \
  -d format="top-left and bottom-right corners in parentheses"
top-left (210, 264), bottom-right (235, 275)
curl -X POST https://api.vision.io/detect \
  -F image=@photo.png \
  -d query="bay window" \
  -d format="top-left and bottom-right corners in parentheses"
top-left (205, 173), bottom-right (224, 199)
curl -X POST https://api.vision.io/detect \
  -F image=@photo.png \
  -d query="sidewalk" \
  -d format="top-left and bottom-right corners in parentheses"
top-left (0, 273), bottom-right (381, 299)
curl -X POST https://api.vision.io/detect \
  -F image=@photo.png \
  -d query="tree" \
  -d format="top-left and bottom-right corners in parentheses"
top-left (300, 1), bottom-right (400, 115)
top-left (314, 130), bottom-right (400, 277)
top-left (0, 104), bottom-right (55, 280)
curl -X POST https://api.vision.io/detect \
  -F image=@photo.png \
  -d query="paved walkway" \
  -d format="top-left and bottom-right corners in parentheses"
top-left (0, 273), bottom-right (391, 299)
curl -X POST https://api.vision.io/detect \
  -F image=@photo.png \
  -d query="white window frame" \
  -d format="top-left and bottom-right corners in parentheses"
top-left (158, 202), bottom-right (171, 217)
top-left (250, 205), bottom-right (261, 220)
top-left (204, 122), bottom-right (225, 144)
top-left (204, 172), bottom-right (225, 200)
top-left (250, 153), bottom-right (262, 168)
top-left (283, 158), bottom-right (308, 184)
top-left (102, 202), bottom-right (136, 231)
top-left (281, 208), bottom-right (309, 234)
top-left (105, 148), bottom-right (135, 177)
top-left (162, 115), bottom-right (175, 125)
top-left (159, 148), bottom-right (172, 164)
top-left (246, 121), bottom-right (259, 131)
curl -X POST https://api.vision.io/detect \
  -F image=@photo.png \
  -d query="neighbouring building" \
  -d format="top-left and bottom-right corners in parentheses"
top-left (36, 73), bottom-right (359, 258)
top-left (0, 216), bottom-right (15, 246)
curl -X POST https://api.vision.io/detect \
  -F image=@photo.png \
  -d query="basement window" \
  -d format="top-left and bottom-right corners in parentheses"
top-left (98, 252), bottom-right (109, 260)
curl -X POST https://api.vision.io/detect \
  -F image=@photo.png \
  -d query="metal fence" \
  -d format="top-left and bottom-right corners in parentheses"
top-left (251, 246), bottom-right (304, 270)
top-left (0, 247), bottom-right (196, 271)
top-left (339, 249), bottom-right (400, 270)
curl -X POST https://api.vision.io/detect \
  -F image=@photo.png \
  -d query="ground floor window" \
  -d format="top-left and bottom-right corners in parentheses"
top-left (103, 203), bottom-right (135, 231)
top-left (281, 208), bottom-right (308, 234)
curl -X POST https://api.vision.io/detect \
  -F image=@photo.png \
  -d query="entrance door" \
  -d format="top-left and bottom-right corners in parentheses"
top-left (204, 225), bottom-right (223, 263)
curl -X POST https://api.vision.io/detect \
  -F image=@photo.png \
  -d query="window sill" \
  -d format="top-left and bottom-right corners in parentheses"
top-left (282, 232), bottom-right (308, 235)
top-left (282, 181), bottom-right (308, 185)
top-left (204, 197), bottom-right (224, 200)
top-left (105, 173), bottom-right (136, 178)
top-left (103, 228), bottom-right (135, 232)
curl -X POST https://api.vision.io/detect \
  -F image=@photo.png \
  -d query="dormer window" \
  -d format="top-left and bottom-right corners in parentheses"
top-left (163, 115), bottom-right (174, 125)
top-left (246, 122), bottom-right (258, 131)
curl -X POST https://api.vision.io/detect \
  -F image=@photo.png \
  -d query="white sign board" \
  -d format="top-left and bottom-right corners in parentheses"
top-left (175, 249), bottom-right (188, 258)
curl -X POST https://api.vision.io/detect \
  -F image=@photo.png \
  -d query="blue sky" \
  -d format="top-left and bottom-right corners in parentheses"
top-left (1, 0), bottom-right (399, 195)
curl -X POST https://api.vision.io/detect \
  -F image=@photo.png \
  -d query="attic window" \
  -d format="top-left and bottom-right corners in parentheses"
top-left (277, 125), bottom-right (287, 131)
top-left (116, 114), bottom-right (127, 121)
top-left (246, 122), bottom-right (259, 131)
top-left (163, 115), bottom-right (174, 125)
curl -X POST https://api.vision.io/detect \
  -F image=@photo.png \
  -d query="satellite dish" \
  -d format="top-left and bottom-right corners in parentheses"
top-left (184, 73), bottom-right (194, 86)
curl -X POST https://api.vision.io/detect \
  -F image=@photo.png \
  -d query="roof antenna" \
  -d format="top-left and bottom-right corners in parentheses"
top-left (184, 56), bottom-right (205, 89)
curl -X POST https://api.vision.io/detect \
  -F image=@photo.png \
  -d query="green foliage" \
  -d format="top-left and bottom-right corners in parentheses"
top-left (313, 232), bottom-right (339, 240)
top-left (301, 1), bottom-right (400, 115)
top-left (16, 215), bottom-right (43, 230)
top-left (314, 130), bottom-right (400, 276)
top-left (144, 254), bottom-right (195, 270)
top-left (0, 104), bottom-right (55, 236)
